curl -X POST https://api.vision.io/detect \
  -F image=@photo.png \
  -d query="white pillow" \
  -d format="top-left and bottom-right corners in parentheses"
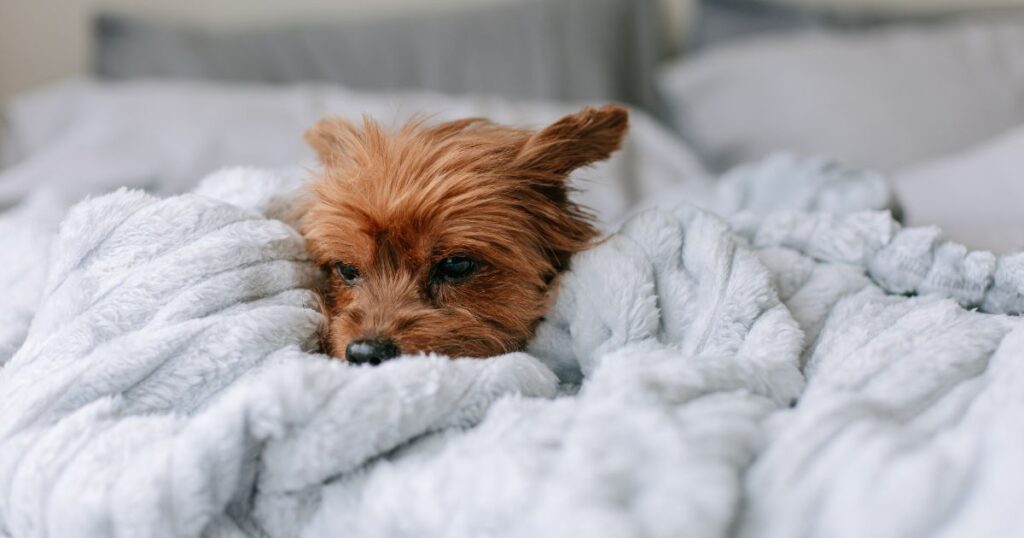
top-left (658, 17), bottom-right (1024, 172)
top-left (894, 125), bottom-right (1024, 254)
top-left (0, 79), bottom-right (707, 226)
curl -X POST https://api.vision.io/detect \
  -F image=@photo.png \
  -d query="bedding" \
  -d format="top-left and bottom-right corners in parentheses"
top-left (1, 79), bottom-right (1021, 536)
top-left (893, 124), bottom-right (1024, 254)
top-left (0, 79), bottom-right (704, 228)
top-left (658, 16), bottom-right (1024, 172)
top-left (1, 160), bottom-right (1021, 537)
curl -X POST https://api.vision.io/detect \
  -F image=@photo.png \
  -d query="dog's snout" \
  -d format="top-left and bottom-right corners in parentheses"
top-left (345, 338), bottom-right (400, 366)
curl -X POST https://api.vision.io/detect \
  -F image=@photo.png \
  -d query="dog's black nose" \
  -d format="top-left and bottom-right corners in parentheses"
top-left (345, 338), bottom-right (400, 366)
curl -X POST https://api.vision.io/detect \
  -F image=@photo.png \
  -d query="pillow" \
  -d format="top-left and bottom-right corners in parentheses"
top-left (658, 16), bottom-right (1024, 172)
top-left (92, 0), bottom-right (663, 111)
top-left (894, 125), bottom-right (1024, 254)
top-left (0, 79), bottom-right (707, 225)
top-left (692, 0), bottom-right (852, 48)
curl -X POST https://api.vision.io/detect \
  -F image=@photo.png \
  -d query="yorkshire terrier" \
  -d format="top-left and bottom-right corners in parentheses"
top-left (301, 105), bottom-right (629, 364)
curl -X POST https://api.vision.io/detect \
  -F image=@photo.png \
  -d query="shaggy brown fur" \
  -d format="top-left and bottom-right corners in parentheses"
top-left (301, 105), bottom-right (629, 361)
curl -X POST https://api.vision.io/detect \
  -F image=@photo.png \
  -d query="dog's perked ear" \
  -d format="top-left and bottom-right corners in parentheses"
top-left (515, 105), bottom-right (630, 177)
top-left (304, 116), bottom-right (362, 168)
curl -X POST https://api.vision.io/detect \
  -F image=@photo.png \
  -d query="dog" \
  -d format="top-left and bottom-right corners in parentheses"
top-left (301, 105), bottom-right (628, 364)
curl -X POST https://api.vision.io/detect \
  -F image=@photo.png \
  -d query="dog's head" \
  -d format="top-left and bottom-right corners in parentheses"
top-left (301, 105), bottom-right (628, 364)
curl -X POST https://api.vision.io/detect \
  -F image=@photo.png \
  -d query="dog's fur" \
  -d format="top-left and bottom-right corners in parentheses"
top-left (301, 105), bottom-right (629, 360)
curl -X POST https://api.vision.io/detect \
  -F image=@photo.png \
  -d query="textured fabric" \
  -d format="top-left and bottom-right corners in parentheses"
top-left (735, 211), bottom-right (1024, 538)
top-left (3, 162), bottom-right (1022, 537)
top-left (0, 168), bottom-right (803, 537)
top-left (0, 154), bottom-right (889, 374)
top-left (92, 0), bottom-right (663, 111)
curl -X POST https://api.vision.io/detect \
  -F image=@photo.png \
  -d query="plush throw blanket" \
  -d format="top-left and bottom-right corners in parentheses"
top-left (0, 158), bottom-right (1020, 537)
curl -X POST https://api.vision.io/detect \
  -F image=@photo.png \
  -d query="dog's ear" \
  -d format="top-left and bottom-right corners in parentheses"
top-left (305, 117), bottom-right (361, 168)
top-left (515, 105), bottom-right (629, 176)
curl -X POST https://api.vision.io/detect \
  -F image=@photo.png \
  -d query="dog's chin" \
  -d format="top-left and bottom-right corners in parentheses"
top-left (324, 287), bottom-right (550, 362)
top-left (329, 328), bottom-right (523, 361)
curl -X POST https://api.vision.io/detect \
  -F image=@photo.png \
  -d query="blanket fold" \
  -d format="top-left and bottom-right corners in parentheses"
top-left (1, 160), bottom-right (1021, 538)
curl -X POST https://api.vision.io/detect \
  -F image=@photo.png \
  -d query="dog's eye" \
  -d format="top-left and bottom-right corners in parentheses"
top-left (434, 256), bottom-right (477, 282)
top-left (334, 262), bottom-right (360, 284)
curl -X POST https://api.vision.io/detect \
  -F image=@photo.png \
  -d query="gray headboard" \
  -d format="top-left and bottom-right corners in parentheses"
top-left (93, 0), bottom-right (664, 111)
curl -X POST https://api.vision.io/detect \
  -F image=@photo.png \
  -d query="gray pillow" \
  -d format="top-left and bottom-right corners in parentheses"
top-left (692, 0), bottom-right (968, 49)
top-left (93, 0), bottom-right (662, 111)
top-left (753, 0), bottom-right (1024, 16)
top-left (694, 0), bottom-right (837, 48)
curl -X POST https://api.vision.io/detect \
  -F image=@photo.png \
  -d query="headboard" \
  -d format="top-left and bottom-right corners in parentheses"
top-left (0, 0), bottom-right (695, 107)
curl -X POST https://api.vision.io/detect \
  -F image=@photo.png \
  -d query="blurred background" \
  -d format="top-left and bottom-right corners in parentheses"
top-left (1, 0), bottom-right (1022, 251)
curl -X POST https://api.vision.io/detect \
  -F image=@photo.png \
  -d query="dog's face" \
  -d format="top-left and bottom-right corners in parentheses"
top-left (301, 105), bottom-right (628, 364)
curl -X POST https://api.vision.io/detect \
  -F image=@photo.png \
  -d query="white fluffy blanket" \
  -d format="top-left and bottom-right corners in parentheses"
top-left (0, 160), bottom-right (1021, 538)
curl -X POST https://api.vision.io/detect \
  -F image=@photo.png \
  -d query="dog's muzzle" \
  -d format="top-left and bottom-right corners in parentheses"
top-left (345, 338), bottom-right (400, 366)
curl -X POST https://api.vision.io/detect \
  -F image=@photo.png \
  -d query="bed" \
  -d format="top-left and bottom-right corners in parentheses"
top-left (2, 1), bottom-right (1024, 536)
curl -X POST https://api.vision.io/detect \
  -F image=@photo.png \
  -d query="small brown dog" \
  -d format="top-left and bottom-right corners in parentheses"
top-left (301, 105), bottom-right (628, 364)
